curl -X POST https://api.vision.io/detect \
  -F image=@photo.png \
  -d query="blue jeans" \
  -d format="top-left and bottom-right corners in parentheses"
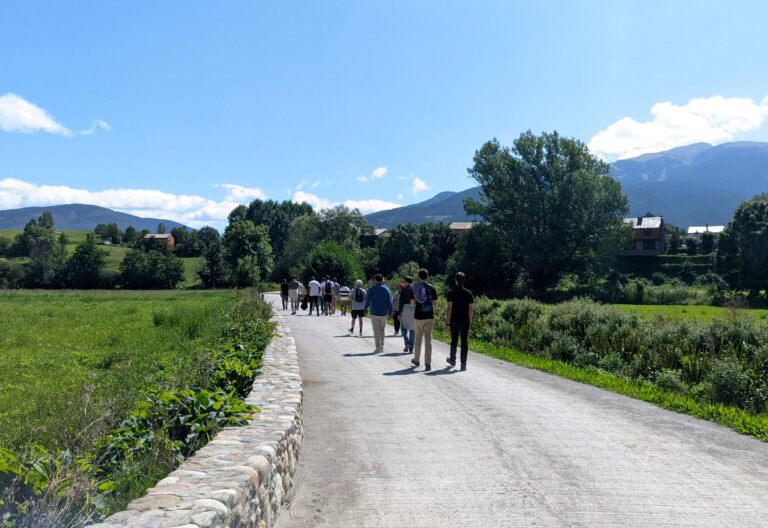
top-left (402, 328), bottom-right (415, 350)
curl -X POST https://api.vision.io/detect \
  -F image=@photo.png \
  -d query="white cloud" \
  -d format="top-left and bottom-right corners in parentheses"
top-left (0, 93), bottom-right (72, 136)
top-left (371, 167), bottom-right (387, 179)
top-left (398, 193), bottom-right (404, 199)
top-left (310, 180), bottom-right (321, 190)
top-left (589, 94), bottom-right (768, 161)
top-left (0, 178), bottom-right (268, 229)
top-left (292, 191), bottom-right (400, 214)
top-left (357, 166), bottom-right (388, 183)
top-left (0, 93), bottom-right (109, 137)
top-left (296, 179), bottom-right (307, 190)
top-left (412, 177), bottom-right (429, 194)
top-left (215, 183), bottom-right (267, 201)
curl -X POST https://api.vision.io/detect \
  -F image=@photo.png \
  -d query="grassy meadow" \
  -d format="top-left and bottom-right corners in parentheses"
top-left (613, 304), bottom-right (768, 321)
top-left (0, 290), bottom-right (232, 453)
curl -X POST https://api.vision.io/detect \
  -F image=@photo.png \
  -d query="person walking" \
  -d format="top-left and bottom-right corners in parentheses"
top-left (349, 279), bottom-right (367, 336)
top-left (338, 282), bottom-right (351, 316)
top-left (289, 277), bottom-right (302, 315)
top-left (410, 268), bottom-right (438, 371)
top-left (279, 279), bottom-right (290, 310)
top-left (323, 276), bottom-right (334, 315)
top-left (446, 271), bottom-right (474, 371)
top-left (392, 284), bottom-right (403, 336)
top-left (318, 277), bottom-right (327, 314)
top-left (365, 274), bottom-right (392, 354)
top-left (331, 278), bottom-right (340, 315)
top-left (308, 276), bottom-right (321, 316)
top-left (399, 276), bottom-right (415, 353)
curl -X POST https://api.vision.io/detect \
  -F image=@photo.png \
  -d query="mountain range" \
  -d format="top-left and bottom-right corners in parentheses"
top-left (365, 141), bottom-right (768, 228)
top-left (0, 204), bottom-right (187, 231)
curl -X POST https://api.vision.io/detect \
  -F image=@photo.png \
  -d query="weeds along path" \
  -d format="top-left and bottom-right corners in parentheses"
top-left (265, 293), bottom-right (768, 528)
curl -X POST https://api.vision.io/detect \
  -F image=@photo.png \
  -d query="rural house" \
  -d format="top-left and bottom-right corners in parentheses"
top-left (143, 233), bottom-right (175, 247)
top-left (449, 221), bottom-right (479, 234)
top-left (622, 216), bottom-right (666, 256)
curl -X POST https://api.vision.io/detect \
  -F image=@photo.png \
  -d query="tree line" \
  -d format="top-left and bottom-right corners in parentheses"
top-left (2, 130), bottom-right (768, 296)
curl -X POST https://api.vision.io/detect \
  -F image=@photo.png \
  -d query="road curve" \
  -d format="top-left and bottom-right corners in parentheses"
top-left (267, 294), bottom-right (768, 528)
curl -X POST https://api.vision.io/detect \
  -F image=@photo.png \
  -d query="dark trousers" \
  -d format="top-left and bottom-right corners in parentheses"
top-left (309, 296), bottom-right (320, 315)
top-left (450, 321), bottom-right (470, 365)
top-left (393, 311), bottom-right (400, 333)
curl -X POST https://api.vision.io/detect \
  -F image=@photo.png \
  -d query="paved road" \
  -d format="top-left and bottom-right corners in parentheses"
top-left (267, 294), bottom-right (768, 528)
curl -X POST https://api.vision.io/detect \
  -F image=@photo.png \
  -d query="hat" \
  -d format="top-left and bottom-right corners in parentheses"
top-left (399, 283), bottom-right (405, 288)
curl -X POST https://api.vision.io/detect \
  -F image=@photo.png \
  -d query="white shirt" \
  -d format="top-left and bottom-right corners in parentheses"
top-left (308, 280), bottom-right (320, 296)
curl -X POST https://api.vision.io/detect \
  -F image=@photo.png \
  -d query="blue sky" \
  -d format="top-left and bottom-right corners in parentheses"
top-left (2, 1), bottom-right (768, 228)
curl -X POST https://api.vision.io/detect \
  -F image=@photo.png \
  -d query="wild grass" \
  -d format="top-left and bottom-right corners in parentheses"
top-left (614, 304), bottom-right (768, 322)
top-left (0, 290), bottom-right (231, 453)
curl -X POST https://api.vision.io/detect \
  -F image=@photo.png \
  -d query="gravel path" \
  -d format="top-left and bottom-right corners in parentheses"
top-left (267, 294), bottom-right (768, 528)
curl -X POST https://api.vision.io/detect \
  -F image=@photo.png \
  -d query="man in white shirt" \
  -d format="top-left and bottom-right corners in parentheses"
top-left (307, 276), bottom-right (321, 316)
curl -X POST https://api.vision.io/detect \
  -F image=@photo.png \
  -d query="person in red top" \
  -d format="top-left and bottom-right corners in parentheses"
top-left (445, 271), bottom-right (474, 371)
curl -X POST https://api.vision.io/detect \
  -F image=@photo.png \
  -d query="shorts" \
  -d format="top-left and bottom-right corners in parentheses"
top-left (351, 309), bottom-right (365, 319)
top-left (289, 290), bottom-right (299, 301)
top-left (324, 294), bottom-right (333, 302)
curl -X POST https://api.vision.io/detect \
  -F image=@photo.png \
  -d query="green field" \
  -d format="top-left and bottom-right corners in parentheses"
top-left (0, 290), bottom-right (232, 453)
top-left (613, 304), bottom-right (768, 321)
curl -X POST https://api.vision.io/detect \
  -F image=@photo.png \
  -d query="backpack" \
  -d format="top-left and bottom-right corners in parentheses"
top-left (325, 281), bottom-right (333, 295)
top-left (354, 287), bottom-right (364, 303)
top-left (414, 283), bottom-right (432, 312)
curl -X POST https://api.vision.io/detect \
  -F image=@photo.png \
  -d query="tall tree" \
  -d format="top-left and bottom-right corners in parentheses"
top-left (223, 220), bottom-right (274, 287)
top-left (15, 213), bottom-right (67, 287)
top-left (245, 199), bottom-right (314, 257)
top-left (465, 132), bottom-right (631, 290)
top-left (196, 226), bottom-right (225, 287)
top-left (66, 233), bottom-right (107, 288)
top-left (716, 194), bottom-right (768, 294)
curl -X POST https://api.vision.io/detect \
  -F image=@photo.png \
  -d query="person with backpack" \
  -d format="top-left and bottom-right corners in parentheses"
top-left (338, 282), bottom-right (351, 316)
top-left (323, 276), bottom-right (334, 315)
top-left (318, 277), bottom-right (327, 314)
top-left (445, 271), bottom-right (474, 371)
top-left (410, 268), bottom-right (438, 371)
top-left (349, 279), bottom-right (367, 336)
top-left (279, 279), bottom-right (290, 310)
top-left (398, 276), bottom-right (415, 353)
top-left (365, 273), bottom-right (393, 354)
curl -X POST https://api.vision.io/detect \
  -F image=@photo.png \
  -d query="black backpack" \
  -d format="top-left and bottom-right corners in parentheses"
top-left (419, 284), bottom-right (433, 312)
top-left (354, 288), bottom-right (364, 302)
top-left (325, 282), bottom-right (333, 295)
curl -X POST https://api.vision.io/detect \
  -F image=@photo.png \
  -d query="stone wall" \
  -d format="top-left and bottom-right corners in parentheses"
top-left (89, 312), bottom-right (302, 528)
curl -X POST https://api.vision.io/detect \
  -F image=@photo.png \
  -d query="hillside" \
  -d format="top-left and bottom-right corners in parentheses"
top-left (365, 141), bottom-right (768, 228)
top-left (0, 204), bottom-right (188, 231)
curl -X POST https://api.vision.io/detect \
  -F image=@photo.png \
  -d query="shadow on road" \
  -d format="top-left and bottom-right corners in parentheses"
top-left (425, 366), bottom-right (457, 376)
top-left (343, 351), bottom-right (378, 357)
top-left (380, 351), bottom-right (410, 357)
top-left (382, 367), bottom-right (417, 376)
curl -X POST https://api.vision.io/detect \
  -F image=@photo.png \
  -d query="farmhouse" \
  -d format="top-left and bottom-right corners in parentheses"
top-left (622, 216), bottom-right (666, 256)
top-left (143, 233), bottom-right (175, 247)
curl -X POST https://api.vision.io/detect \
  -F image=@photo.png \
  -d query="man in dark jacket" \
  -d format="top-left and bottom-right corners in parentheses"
top-left (446, 271), bottom-right (474, 371)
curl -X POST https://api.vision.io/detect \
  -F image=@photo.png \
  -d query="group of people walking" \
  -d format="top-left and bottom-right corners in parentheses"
top-left (279, 269), bottom-right (474, 371)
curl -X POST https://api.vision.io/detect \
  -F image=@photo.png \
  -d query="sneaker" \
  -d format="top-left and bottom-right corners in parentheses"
top-left (424, 364), bottom-right (431, 372)
top-left (410, 359), bottom-right (420, 367)
top-left (403, 346), bottom-right (409, 352)
top-left (460, 364), bottom-right (467, 371)
top-left (409, 347), bottom-right (414, 353)
top-left (349, 327), bottom-right (354, 333)
top-left (359, 330), bottom-right (362, 336)
top-left (446, 357), bottom-right (456, 367)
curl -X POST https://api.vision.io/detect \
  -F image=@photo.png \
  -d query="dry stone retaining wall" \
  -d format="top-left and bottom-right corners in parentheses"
top-left (89, 311), bottom-right (302, 528)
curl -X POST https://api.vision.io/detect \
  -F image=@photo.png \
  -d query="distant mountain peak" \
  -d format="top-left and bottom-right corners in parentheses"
top-left (0, 204), bottom-right (189, 231)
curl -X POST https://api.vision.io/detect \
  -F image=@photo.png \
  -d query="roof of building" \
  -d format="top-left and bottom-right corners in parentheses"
top-left (687, 226), bottom-right (725, 234)
top-left (623, 216), bottom-right (663, 229)
top-left (143, 233), bottom-right (173, 238)
top-left (449, 222), bottom-right (477, 230)
top-left (374, 228), bottom-right (388, 236)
